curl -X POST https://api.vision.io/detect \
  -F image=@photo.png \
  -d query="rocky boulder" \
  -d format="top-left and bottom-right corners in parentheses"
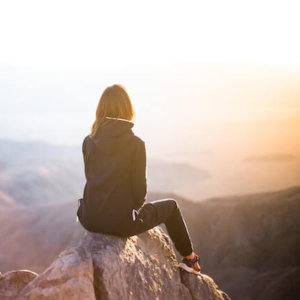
top-left (2, 226), bottom-right (230, 299)
top-left (0, 270), bottom-right (38, 300)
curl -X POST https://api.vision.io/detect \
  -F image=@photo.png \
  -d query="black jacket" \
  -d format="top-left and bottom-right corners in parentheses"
top-left (77, 117), bottom-right (147, 233)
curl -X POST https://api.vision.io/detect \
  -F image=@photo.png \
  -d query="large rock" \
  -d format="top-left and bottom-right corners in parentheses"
top-left (180, 271), bottom-right (230, 300)
top-left (0, 270), bottom-right (38, 300)
top-left (9, 226), bottom-right (229, 299)
top-left (17, 246), bottom-right (95, 300)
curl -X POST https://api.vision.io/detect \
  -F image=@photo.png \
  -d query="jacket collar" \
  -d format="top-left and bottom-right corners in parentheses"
top-left (105, 116), bottom-right (134, 124)
top-left (93, 116), bottom-right (134, 139)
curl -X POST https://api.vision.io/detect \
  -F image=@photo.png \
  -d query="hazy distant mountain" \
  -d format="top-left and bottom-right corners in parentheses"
top-left (0, 138), bottom-right (210, 206)
top-left (0, 187), bottom-right (299, 299)
top-left (244, 153), bottom-right (297, 163)
top-left (0, 201), bottom-right (84, 272)
top-left (147, 158), bottom-right (210, 192)
top-left (174, 186), bottom-right (300, 300)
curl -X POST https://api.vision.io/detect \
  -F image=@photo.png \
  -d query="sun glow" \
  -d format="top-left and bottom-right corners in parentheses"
top-left (0, 0), bottom-right (299, 68)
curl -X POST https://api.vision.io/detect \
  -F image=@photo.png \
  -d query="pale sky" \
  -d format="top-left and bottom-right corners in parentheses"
top-left (0, 0), bottom-right (299, 150)
top-left (0, 0), bottom-right (300, 68)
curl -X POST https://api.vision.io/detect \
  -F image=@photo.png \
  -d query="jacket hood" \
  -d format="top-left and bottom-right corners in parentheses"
top-left (90, 117), bottom-right (134, 154)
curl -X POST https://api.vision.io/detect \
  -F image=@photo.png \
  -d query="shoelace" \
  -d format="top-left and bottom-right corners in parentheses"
top-left (187, 254), bottom-right (200, 264)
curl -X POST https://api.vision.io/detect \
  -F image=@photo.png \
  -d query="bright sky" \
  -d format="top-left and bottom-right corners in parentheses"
top-left (0, 0), bottom-right (300, 68)
top-left (0, 0), bottom-right (299, 201)
top-left (0, 0), bottom-right (299, 148)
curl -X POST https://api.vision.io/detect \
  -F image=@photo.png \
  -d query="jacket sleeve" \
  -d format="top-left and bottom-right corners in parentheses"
top-left (131, 140), bottom-right (147, 210)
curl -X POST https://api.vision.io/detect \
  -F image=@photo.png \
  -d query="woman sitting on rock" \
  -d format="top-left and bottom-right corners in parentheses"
top-left (77, 84), bottom-right (201, 275)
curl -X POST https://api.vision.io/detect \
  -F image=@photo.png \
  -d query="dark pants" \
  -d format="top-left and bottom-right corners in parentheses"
top-left (119, 198), bottom-right (194, 257)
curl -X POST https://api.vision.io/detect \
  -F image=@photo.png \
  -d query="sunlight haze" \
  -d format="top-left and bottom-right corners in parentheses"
top-left (0, 0), bottom-right (299, 68)
top-left (0, 0), bottom-right (299, 199)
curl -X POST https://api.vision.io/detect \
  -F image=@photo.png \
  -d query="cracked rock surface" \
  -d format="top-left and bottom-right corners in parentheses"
top-left (1, 227), bottom-right (230, 300)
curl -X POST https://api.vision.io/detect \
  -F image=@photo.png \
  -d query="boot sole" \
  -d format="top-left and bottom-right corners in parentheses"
top-left (179, 262), bottom-right (201, 275)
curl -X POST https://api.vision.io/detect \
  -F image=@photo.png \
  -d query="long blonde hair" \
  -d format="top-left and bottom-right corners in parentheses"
top-left (91, 84), bottom-right (136, 137)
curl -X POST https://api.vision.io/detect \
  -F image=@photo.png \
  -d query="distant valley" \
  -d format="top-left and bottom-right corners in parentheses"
top-left (0, 138), bottom-right (299, 299)
top-left (0, 187), bottom-right (299, 299)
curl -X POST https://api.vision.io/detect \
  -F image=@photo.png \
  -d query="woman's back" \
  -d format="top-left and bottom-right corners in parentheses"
top-left (78, 117), bottom-right (147, 233)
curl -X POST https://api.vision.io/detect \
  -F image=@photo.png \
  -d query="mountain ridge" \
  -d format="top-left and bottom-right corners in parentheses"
top-left (0, 186), bottom-right (299, 299)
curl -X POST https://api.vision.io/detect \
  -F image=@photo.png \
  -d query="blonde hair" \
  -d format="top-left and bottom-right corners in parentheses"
top-left (91, 84), bottom-right (136, 137)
